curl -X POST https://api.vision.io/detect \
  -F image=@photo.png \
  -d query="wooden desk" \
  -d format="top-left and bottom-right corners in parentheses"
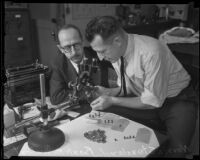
top-left (168, 43), bottom-right (199, 73)
top-left (168, 43), bottom-right (199, 65)
top-left (168, 43), bottom-right (199, 57)
top-left (168, 43), bottom-right (199, 91)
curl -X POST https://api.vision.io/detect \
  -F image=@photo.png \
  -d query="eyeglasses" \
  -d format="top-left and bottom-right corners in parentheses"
top-left (60, 42), bottom-right (82, 54)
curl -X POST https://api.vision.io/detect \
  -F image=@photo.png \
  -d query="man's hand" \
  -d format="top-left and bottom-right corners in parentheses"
top-left (48, 109), bottom-right (65, 121)
top-left (90, 95), bottom-right (113, 110)
top-left (39, 109), bottom-right (66, 122)
top-left (94, 86), bottom-right (110, 96)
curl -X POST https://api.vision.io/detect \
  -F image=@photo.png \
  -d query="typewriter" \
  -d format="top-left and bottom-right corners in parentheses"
top-left (4, 60), bottom-right (49, 108)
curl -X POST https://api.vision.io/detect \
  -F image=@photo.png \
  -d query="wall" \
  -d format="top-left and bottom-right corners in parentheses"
top-left (63, 4), bottom-right (170, 46)
top-left (28, 3), bottom-right (158, 66)
top-left (29, 3), bottom-right (59, 67)
top-left (29, 3), bottom-right (58, 21)
top-left (64, 4), bottom-right (118, 46)
top-left (34, 19), bottom-right (58, 67)
top-left (28, 3), bottom-right (189, 66)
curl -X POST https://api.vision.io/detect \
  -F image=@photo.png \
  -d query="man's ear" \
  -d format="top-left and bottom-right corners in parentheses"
top-left (113, 36), bottom-right (121, 46)
top-left (57, 45), bottom-right (63, 53)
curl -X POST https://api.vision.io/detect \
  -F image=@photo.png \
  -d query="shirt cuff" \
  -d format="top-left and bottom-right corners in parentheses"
top-left (140, 88), bottom-right (164, 108)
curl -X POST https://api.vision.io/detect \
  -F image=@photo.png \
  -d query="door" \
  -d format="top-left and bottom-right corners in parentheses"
top-left (29, 3), bottom-right (65, 67)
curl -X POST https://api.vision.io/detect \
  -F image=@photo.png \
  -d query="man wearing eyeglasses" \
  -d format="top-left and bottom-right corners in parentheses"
top-left (49, 24), bottom-right (109, 105)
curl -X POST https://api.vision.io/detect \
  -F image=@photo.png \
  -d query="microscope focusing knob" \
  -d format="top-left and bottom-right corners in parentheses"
top-left (68, 81), bottom-right (74, 89)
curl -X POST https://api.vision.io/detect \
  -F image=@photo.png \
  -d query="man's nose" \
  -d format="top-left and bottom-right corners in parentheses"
top-left (70, 45), bottom-right (76, 56)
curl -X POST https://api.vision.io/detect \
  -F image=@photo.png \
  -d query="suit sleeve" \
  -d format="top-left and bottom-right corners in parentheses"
top-left (49, 63), bottom-right (71, 105)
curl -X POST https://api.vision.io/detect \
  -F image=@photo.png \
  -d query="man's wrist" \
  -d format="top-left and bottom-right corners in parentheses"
top-left (110, 96), bottom-right (118, 106)
top-left (106, 87), bottom-right (119, 97)
top-left (105, 88), bottom-right (111, 96)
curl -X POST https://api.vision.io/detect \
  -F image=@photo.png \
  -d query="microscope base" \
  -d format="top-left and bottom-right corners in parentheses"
top-left (28, 127), bottom-right (65, 152)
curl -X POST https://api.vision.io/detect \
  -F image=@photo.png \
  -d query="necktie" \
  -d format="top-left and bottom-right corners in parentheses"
top-left (120, 56), bottom-right (127, 97)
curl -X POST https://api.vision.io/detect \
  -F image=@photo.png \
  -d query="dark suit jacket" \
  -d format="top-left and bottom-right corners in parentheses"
top-left (49, 47), bottom-right (111, 105)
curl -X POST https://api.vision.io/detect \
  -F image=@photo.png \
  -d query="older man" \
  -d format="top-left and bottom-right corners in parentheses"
top-left (49, 24), bottom-right (109, 105)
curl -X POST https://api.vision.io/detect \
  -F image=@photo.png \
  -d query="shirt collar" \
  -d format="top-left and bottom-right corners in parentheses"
top-left (112, 34), bottom-right (132, 67)
top-left (70, 54), bottom-right (84, 73)
top-left (122, 34), bottom-right (134, 66)
top-left (124, 34), bottom-right (134, 59)
top-left (70, 59), bottom-right (78, 66)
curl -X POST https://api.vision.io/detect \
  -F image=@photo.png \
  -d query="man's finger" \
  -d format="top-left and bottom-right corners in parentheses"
top-left (49, 111), bottom-right (56, 119)
top-left (91, 102), bottom-right (101, 110)
top-left (90, 97), bottom-right (101, 106)
top-left (91, 101), bottom-right (99, 107)
top-left (48, 109), bottom-right (62, 121)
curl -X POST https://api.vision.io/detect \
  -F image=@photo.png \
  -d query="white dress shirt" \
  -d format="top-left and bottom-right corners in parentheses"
top-left (70, 60), bottom-right (79, 73)
top-left (112, 34), bottom-right (191, 107)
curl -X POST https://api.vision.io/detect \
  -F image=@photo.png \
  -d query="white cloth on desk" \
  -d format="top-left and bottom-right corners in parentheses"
top-left (19, 112), bottom-right (162, 157)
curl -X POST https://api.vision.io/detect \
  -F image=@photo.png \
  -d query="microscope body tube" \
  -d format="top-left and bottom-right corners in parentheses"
top-left (39, 74), bottom-right (48, 126)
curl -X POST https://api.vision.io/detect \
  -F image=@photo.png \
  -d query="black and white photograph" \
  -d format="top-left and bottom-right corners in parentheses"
top-left (2, 2), bottom-right (199, 158)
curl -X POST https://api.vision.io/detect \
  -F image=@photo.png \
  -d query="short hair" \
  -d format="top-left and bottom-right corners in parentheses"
top-left (85, 16), bottom-right (121, 42)
top-left (58, 24), bottom-right (83, 41)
